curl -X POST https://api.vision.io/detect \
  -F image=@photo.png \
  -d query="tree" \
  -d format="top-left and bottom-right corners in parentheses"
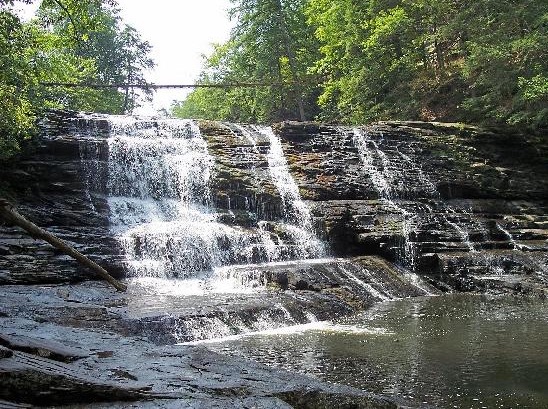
top-left (172, 0), bottom-right (321, 123)
top-left (37, 0), bottom-right (155, 113)
top-left (0, 7), bottom-right (35, 159)
top-left (0, 0), bottom-right (155, 159)
top-left (458, 0), bottom-right (548, 127)
top-left (307, 0), bottom-right (547, 128)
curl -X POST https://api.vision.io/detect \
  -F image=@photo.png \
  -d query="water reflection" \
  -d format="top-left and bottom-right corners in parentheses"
top-left (207, 294), bottom-right (548, 408)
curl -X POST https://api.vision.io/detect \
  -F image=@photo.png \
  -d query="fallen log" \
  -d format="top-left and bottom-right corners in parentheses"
top-left (0, 199), bottom-right (126, 292)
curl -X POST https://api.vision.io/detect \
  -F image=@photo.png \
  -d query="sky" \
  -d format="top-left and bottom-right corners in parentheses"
top-left (115, 0), bottom-right (234, 114)
top-left (16, 0), bottom-right (234, 115)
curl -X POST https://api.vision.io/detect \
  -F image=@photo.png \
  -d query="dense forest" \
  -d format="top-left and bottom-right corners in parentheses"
top-left (1, 0), bottom-right (547, 160)
top-left (172, 0), bottom-right (548, 130)
top-left (0, 0), bottom-right (153, 159)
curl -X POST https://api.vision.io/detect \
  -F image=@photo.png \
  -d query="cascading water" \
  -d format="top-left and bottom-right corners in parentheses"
top-left (106, 117), bottom-right (218, 278)
top-left (352, 127), bottom-right (482, 268)
top-left (352, 128), bottom-right (419, 267)
top-left (73, 114), bottom-right (435, 342)
top-left (255, 125), bottom-right (327, 259)
top-left (98, 117), bottom-right (327, 287)
top-left (104, 117), bottom-right (260, 284)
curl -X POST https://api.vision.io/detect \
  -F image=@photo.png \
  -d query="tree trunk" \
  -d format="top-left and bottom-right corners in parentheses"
top-left (0, 199), bottom-right (127, 292)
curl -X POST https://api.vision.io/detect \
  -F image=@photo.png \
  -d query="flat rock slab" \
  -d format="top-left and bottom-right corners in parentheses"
top-left (0, 333), bottom-right (87, 363)
top-left (0, 316), bottom-right (413, 408)
top-left (0, 350), bottom-right (152, 405)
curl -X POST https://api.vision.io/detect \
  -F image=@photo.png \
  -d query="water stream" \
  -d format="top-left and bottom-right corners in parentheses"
top-left (206, 294), bottom-right (548, 408)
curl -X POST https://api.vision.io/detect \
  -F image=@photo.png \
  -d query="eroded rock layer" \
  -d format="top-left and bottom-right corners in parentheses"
top-left (1, 113), bottom-right (547, 293)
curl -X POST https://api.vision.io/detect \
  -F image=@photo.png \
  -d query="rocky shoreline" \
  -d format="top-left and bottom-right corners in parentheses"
top-left (0, 280), bottom-right (416, 408)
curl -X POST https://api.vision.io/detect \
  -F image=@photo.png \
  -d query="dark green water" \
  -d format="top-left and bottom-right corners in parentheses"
top-left (207, 294), bottom-right (548, 408)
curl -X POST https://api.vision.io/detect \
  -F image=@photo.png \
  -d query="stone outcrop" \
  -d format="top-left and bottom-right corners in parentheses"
top-left (2, 112), bottom-right (546, 292)
top-left (0, 112), bottom-right (123, 285)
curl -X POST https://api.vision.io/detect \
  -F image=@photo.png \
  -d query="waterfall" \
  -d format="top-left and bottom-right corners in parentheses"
top-left (256, 125), bottom-right (327, 259)
top-left (352, 128), bottom-right (418, 267)
top-left (105, 116), bottom-right (230, 279)
top-left (90, 116), bottom-right (326, 287)
top-left (352, 127), bottom-right (482, 268)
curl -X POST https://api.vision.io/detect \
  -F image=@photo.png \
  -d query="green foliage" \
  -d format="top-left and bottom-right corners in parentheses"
top-left (176, 0), bottom-right (547, 130)
top-left (308, 0), bottom-right (548, 128)
top-left (36, 0), bottom-right (154, 112)
top-left (0, 8), bottom-right (36, 159)
top-left (172, 0), bottom-right (321, 123)
top-left (0, 0), bottom-right (154, 159)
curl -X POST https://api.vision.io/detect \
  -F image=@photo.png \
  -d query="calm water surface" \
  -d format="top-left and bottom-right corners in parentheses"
top-left (207, 294), bottom-right (548, 408)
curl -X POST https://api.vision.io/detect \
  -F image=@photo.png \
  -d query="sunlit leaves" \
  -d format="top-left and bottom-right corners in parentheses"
top-left (0, 0), bottom-right (154, 158)
top-left (173, 0), bottom-right (320, 123)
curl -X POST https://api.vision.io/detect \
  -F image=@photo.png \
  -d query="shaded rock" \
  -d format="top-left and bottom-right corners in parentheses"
top-left (0, 400), bottom-right (31, 408)
top-left (0, 351), bottom-right (152, 406)
top-left (0, 334), bottom-right (86, 363)
top-left (0, 347), bottom-right (13, 360)
top-left (277, 389), bottom-right (405, 409)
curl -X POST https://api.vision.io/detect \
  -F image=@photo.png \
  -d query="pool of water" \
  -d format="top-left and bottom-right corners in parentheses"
top-left (206, 294), bottom-right (548, 408)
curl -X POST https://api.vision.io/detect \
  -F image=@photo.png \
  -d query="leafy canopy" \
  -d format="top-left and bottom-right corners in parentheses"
top-left (0, 0), bottom-right (154, 159)
top-left (173, 0), bottom-right (547, 131)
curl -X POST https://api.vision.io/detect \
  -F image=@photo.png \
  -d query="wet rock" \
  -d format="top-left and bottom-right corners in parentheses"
top-left (0, 351), bottom-right (153, 406)
top-left (0, 347), bottom-right (13, 359)
top-left (277, 389), bottom-right (404, 409)
top-left (0, 256), bottom-right (436, 346)
top-left (0, 333), bottom-right (87, 363)
top-left (0, 301), bottom-right (414, 408)
top-left (269, 121), bottom-right (546, 292)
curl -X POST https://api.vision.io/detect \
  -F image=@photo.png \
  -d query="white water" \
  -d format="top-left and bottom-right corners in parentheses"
top-left (104, 116), bottom-right (272, 279)
top-left (254, 125), bottom-right (327, 259)
top-left (352, 127), bottom-right (481, 266)
top-left (95, 116), bottom-right (327, 287)
top-left (352, 128), bottom-right (419, 268)
top-left (181, 321), bottom-right (393, 345)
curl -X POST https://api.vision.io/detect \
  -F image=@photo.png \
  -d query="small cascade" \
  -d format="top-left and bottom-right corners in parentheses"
top-left (496, 222), bottom-right (519, 250)
top-left (258, 125), bottom-right (327, 259)
top-left (352, 127), bottom-right (485, 268)
top-left (444, 213), bottom-right (476, 252)
top-left (229, 124), bottom-right (327, 260)
top-left (352, 128), bottom-right (419, 268)
top-left (337, 264), bottom-right (391, 301)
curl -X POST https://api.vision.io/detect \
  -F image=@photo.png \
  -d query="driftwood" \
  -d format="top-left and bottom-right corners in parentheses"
top-left (0, 199), bottom-right (126, 292)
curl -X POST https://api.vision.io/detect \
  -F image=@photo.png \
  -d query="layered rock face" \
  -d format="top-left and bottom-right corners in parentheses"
top-left (1, 112), bottom-right (547, 294)
top-left (0, 112), bottom-right (124, 284)
top-left (205, 120), bottom-right (548, 293)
